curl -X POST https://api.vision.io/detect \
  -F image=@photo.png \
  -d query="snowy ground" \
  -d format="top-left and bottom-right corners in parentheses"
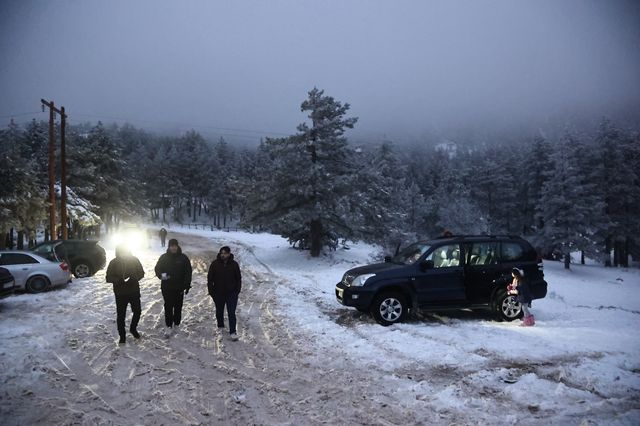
top-left (1, 228), bottom-right (639, 425)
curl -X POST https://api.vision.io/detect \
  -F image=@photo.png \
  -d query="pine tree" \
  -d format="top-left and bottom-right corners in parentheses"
top-left (0, 120), bottom-right (47, 248)
top-left (68, 122), bottom-right (128, 232)
top-left (595, 119), bottom-right (640, 266)
top-left (245, 88), bottom-right (358, 256)
top-left (526, 135), bottom-right (553, 235)
top-left (537, 132), bottom-right (606, 268)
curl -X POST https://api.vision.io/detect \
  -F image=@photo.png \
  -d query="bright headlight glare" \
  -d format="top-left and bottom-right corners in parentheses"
top-left (111, 230), bottom-right (146, 250)
top-left (352, 273), bottom-right (376, 287)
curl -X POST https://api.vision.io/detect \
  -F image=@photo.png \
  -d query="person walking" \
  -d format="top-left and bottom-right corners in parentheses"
top-left (509, 267), bottom-right (535, 326)
top-left (159, 227), bottom-right (168, 248)
top-left (154, 239), bottom-right (192, 337)
top-left (207, 246), bottom-right (242, 341)
top-left (105, 245), bottom-right (145, 344)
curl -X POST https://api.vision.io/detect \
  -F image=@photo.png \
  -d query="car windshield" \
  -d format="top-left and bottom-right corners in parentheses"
top-left (391, 243), bottom-right (431, 265)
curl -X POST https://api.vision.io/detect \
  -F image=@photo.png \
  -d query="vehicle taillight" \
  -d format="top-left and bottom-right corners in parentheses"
top-left (60, 262), bottom-right (69, 271)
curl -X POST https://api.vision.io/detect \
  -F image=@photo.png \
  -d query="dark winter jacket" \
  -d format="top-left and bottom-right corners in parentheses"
top-left (159, 228), bottom-right (167, 238)
top-left (154, 246), bottom-right (192, 291)
top-left (207, 253), bottom-right (241, 297)
top-left (516, 278), bottom-right (533, 305)
top-left (106, 248), bottom-right (145, 297)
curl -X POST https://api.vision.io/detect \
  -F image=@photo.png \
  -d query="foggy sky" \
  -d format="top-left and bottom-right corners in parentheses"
top-left (1, 0), bottom-right (639, 145)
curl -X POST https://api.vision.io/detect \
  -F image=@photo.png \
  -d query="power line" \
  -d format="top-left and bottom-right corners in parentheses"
top-left (71, 112), bottom-right (291, 137)
top-left (65, 117), bottom-right (274, 141)
top-left (1, 110), bottom-right (294, 141)
top-left (0, 111), bottom-right (46, 119)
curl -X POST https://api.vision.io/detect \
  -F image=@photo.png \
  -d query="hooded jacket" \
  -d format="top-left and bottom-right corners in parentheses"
top-left (207, 253), bottom-right (241, 297)
top-left (154, 245), bottom-right (192, 291)
top-left (515, 277), bottom-right (533, 305)
top-left (106, 247), bottom-right (145, 296)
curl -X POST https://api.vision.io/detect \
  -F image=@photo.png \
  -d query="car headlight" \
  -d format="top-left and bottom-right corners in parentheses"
top-left (351, 273), bottom-right (376, 287)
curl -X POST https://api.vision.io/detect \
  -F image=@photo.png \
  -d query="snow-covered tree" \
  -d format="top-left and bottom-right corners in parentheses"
top-left (537, 132), bottom-right (607, 268)
top-left (245, 88), bottom-right (358, 256)
top-left (594, 119), bottom-right (640, 266)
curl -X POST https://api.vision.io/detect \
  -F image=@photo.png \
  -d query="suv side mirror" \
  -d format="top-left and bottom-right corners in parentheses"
top-left (384, 256), bottom-right (392, 263)
top-left (420, 260), bottom-right (434, 271)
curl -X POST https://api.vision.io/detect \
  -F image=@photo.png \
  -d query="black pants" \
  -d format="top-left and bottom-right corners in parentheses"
top-left (162, 286), bottom-right (184, 327)
top-left (115, 294), bottom-right (141, 338)
top-left (160, 237), bottom-right (166, 247)
top-left (212, 293), bottom-right (238, 333)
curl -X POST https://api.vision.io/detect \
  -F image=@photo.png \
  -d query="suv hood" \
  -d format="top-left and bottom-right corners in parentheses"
top-left (345, 262), bottom-right (403, 278)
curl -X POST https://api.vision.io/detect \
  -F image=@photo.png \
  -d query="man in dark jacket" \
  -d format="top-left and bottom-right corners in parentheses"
top-left (105, 245), bottom-right (145, 344)
top-left (159, 228), bottom-right (168, 247)
top-left (154, 238), bottom-right (192, 337)
top-left (207, 246), bottom-right (241, 340)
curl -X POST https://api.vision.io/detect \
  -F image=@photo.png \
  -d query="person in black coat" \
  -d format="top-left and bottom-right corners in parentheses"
top-left (154, 238), bottom-right (192, 336)
top-left (207, 246), bottom-right (242, 340)
top-left (159, 228), bottom-right (168, 247)
top-left (105, 245), bottom-right (145, 344)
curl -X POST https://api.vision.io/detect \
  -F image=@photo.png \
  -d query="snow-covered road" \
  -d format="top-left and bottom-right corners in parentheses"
top-left (1, 230), bottom-right (639, 425)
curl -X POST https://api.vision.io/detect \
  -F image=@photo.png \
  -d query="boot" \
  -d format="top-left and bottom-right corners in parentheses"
top-left (130, 328), bottom-right (141, 339)
top-left (520, 314), bottom-right (535, 327)
top-left (118, 335), bottom-right (126, 344)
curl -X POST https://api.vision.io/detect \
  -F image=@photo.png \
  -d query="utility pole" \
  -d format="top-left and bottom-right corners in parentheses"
top-left (60, 106), bottom-right (68, 239)
top-left (41, 99), bottom-right (68, 240)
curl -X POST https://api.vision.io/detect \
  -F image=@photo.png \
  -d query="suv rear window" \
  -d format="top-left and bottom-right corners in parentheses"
top-left (500, 242), bottom-right (528, 262)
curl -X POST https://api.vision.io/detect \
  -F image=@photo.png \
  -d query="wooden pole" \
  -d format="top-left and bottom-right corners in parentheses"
top-left (60, 106), bottom-right (68, 240)
top-left (46, 100), bottom-right (56, 240)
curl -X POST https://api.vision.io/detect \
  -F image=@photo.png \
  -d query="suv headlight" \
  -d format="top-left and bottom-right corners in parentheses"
top-left (351, 274), bottom-right (376, 287)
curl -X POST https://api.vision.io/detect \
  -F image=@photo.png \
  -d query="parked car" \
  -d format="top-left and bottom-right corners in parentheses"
top-left (336, 235), bottom-right (548, 326)
top-left (32, 240), bottom-right (106, 278)
top-left (0, 267), bottom-right (17, 298)
top-left (0, 251), bottom-right (72, 293)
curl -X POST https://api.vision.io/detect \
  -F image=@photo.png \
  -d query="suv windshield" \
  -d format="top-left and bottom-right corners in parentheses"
top-left (391, 243), bottom-right (431, 265)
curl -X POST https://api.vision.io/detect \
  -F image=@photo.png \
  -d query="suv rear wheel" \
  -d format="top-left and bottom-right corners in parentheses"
top-left (371, 292), bottom-right (407, 326)
top-left (73, 260), bottom-right (92, 278)
top-left (494, 289), bottom-right (522, 321)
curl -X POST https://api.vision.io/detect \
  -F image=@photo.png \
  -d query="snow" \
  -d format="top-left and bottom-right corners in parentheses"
top-left (1, 228), bottom-right (639, 424)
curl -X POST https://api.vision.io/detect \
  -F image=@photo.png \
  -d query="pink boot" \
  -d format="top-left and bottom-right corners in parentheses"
top-left (520, 314), bottom-right (535, 326)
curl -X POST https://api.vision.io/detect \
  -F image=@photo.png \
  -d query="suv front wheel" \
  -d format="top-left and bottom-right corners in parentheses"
top-left (494, 290), bottom-right (522, 321)
top-left (371, 292), bottom-right (407, 326)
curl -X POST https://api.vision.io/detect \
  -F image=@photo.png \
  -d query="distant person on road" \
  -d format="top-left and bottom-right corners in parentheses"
top-left (509, 268), bottom-right (535, 326)
top-left (207, 246), bottom-right (242, 341)
top-left (154, 239), bottom-right (192, 337)
top-left (159, 228), bottom-right (168, 247)
top-left (105, 245), bottom-right (145, 344)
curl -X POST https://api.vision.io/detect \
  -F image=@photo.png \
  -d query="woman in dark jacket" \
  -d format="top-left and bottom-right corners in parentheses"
top-left (154, 239), bottom-right (192, 337)
top-left (106, 245), bottom-right (145, 343)
top-left (207, 246), bottom-right (242, 340)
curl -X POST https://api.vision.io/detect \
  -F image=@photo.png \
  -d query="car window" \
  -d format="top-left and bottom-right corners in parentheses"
top-left (0, 253), bottom-right (39, 265)
top-left (467, 242), bottom-right (498, 266)
top-left (392, 243), bottom-right (431, 265)
top-left (54, 243), bottom-right (68, 257)
top-left (501, 242), bottom-right (526, 262)
top-left (427, 244), bottom-right (461, 268)
top-left (33, 243), bottom-right (54, 255)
